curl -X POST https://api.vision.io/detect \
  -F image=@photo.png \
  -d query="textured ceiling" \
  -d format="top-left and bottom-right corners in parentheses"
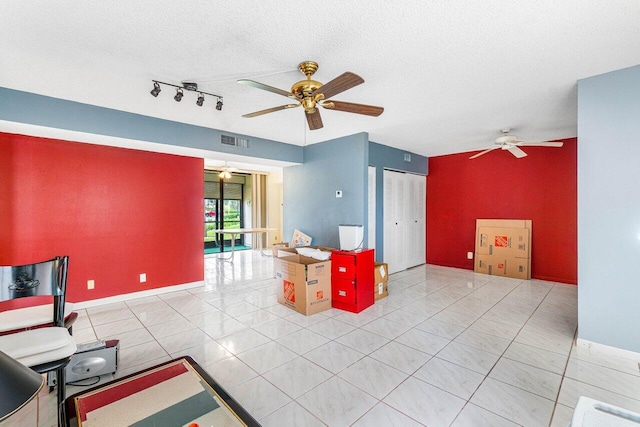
top-left (1, 1), bottom-right (640, 159)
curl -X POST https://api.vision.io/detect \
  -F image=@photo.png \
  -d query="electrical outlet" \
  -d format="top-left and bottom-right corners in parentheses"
top-left (140, 273), bottom-right (147, 283)
top-left (87, 280), bottom-right (95, 290)
top-left (467, 252), bottom-right (473, 260)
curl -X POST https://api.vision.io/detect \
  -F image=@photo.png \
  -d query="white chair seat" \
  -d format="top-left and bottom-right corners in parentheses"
top-left (0, 327), bottom-right (76, 367)
top-left (0, 303), bottom-right (75, 332)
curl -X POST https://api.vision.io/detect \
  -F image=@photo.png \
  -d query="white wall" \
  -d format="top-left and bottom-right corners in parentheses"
top-left (266, 170), bottom-right (283, 244)
top-left (577, 64), bottom-right (640, 353)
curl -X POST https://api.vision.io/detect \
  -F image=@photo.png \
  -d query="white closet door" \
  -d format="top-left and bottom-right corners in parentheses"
top-left (367, 166), bottom-right (376, 251)
top-left (415, 174), bottom-right (426, 264)
top-left (407, 173), bottom-right (426, 267)
top-left (384, 170), bottom-right (407, 274)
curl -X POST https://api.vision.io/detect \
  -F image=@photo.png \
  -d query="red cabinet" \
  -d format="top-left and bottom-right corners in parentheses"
top-left (331, 249), bottom-right (375, 313)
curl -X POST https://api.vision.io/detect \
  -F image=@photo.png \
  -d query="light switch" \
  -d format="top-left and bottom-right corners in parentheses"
top-left (336, 190), bottom-right (343, 198)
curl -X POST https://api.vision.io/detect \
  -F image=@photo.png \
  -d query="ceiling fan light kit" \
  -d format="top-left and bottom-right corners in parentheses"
top-left (238, 61), bottom-right (384, 130)
top-left (469, 128), bottom-right (564, 159)
top-left (150, 80), bottom-right (223, 110)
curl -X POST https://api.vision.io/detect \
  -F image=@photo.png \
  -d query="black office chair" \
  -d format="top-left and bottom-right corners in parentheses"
top-left (0, 256), bottom-right (76, 426)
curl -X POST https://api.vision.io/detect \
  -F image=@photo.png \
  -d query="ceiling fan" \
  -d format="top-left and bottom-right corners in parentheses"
top-left (238, 61), bottom-right (384, 130)
top-left (218, 161), bottom-right (237, 179)
top-left (469, 128), bottom-right (564, 159)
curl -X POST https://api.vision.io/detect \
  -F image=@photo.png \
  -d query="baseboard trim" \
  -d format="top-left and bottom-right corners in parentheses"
top-left (576, 338), bottom-right (640, 360)
top-left (71, 281), bottom-right (205, 310)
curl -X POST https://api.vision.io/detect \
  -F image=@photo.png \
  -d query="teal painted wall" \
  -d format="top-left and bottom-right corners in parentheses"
top-left (369, 141), bottom-right (428, 261)
top-left (283, 133), bottom-right (369, 248)
top-left (577, 65), bottom-right (640, 353)
top-left (0, 87), bottom-right (303, 163)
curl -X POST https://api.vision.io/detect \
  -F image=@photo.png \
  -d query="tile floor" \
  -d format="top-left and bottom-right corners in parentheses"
top-left (37, 250), bottom-right (640, 426)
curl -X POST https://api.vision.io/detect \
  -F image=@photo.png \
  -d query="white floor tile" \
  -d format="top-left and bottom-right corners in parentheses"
top-left (436, 341), bottom-right (500, 375)
top-left (275, 328), bottom-right (331, 354)
top-left (471, 378), bottom-right (555, 426)
top-left (352, 402), bottom-right (425, 427)
top-left (450, 403), bottom-right (520, 427)
top-left (503, 341), bottom-right (569, 375)
top-left (229, 376), bottom-right (292, 420)
top-left (383, 376), bottom-right (466, 426)
top-left (369, 341), bottom-right (432, 375)
top-left (260, 402), bottom-right (325, 427)
top-left (297, 376), bottom-right (377, 426)
top-left (338, 356), bottom-right (408, 399)
top-left (263, 356), bottom-right (332, 398)
top-left (236, 341), bottom-right (298, 374)
top-left (489, 358), bottom-right (563, 400)
top-left (303, 341), bottom-right (365, 374)
top-left (414, 357), bottom-right (485, 400)
top-left (335, 328), bottom-right (390, 354)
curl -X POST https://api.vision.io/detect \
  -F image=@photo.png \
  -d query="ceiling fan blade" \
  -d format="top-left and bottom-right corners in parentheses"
top-left (312, 72), bottom-right (364, 100)
top-left (237, 79), bottom-right (296, 99)
top-left (469, 146), bottom-right (500, 159)
top-left (518, 141), bottom-right (564, 147)
top-left (306, 109), bottom-right (323, 130)
top-left (323, 100), bottom-right (384, 117)
top-left (242, 104), bottom-right (299, 118)
top-left (507, 146), bottom-right (528, 158)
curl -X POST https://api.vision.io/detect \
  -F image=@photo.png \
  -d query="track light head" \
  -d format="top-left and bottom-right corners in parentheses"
top-left (174, 88), bottom-right (183, 102)
top-left (150, 82), bottom-right (161, 97)
top-left (216, 99), bottom-right (223, 111)
top-left (196, 93), bottom-right (205, 107)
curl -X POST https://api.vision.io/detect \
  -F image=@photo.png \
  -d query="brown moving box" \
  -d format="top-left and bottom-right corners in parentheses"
top-left (274, 254), bottom-right (332, 315)
top-left (476, 226), bottom-right (531, 258)
top-left (475, 219), bottom-right (532, 280)
top-left (374, 262), bottom-right (389, 300)
top-left (475, 254), bottom-right (530, 279)
top-left (476, 219), bottom-right (532, 230)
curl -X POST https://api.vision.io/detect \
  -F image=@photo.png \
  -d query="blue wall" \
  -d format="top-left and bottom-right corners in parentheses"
top-left (369, 141), bottom-right (428, 261)
top-left (283, 133), bottom-right (369, 248)
top-left (577, 65), bottom-right (640, 353)
top-left (0, 87), bottom-right (303, 164)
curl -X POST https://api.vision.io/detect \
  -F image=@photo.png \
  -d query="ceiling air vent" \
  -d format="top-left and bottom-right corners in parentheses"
top-left (221, 135), bottom-right (250, 148)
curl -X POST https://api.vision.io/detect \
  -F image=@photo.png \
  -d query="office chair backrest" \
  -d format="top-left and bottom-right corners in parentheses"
top-left (0, 256), bottom-right (69, 327)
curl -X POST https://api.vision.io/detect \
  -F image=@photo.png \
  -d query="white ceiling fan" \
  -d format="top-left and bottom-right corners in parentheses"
top-left (469, 128), bottom-right (564, 159)
top-left (218, 161), bottom-right (238, 179)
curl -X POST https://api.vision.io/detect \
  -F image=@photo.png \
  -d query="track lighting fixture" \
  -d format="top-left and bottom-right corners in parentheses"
top-left (150, 80), bottom-right (223, 111)
top-left (150, 82), bottom-right (161, 97)
top-left (174, 88), bottom-right (184, 102)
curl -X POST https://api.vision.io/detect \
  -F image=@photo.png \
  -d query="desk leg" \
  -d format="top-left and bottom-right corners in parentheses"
top-left (217, 232), bottom-right (237, 262)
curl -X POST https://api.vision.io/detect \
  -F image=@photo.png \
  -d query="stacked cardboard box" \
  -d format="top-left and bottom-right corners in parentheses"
top-left (273, 246), bottom-right (335, 315)
top-left (374, 262), bottom-right (389, 300)
top-left (474, 219), bottom-right (532, 279)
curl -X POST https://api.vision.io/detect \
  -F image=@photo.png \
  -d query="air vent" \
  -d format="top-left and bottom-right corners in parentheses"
top-left (221, 135), bottom-right (250, 148)
top-left (404, 153), bottom-right (411, 162)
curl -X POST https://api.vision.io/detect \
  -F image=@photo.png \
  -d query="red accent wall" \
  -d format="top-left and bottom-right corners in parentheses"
top-left (0, 132), bottom-right (204, 302)
top-left (426, 138), bottom-right (577, 284)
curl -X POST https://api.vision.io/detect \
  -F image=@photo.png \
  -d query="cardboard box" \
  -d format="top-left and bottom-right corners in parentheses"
top-left (476, 226), bottom-right (531, 258)
top-left (476, 219), bottom-right (532, 230)
top-left (475, 254), bottom-right (530, 279)
top-left (275, 246), bottom-right (336, 258)
top-left (274, 254), bottom-right (332, 315)
top-left (374, 262), bottom-right (389, 300)
top-left (271, 242), bottom-right (289, 257)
